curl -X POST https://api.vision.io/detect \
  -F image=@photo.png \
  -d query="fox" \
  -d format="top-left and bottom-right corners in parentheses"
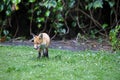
top-left (32, 33), bottom-right (50, 58)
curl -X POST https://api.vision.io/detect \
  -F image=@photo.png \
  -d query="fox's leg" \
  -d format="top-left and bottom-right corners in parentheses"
top-left (38, 49), bottom-right (41, 58)
top-left (43, 48), bottom-right (49, 58)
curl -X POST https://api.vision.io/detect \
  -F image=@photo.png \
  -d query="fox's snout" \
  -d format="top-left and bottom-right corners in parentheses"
top-left (34, 47), bottom-right (38, 50)
top-left (34, 45), bottom-right (39, 50)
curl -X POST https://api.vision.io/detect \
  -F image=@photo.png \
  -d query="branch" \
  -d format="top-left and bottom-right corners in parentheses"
top-left (30, 3), bottom-right (34, 35)
top-left (64, 19), bottom-right (69, 34)
top-left (13, 13), bottom-right (19, 38)
top-left (41, 17), bottom-right (48, 33)
top-left (75, 8), bottom-right (102, 27)
top-left (76, 17), bottom-right (86, 34)
top-left (51, 32), bottom-right (57, 40)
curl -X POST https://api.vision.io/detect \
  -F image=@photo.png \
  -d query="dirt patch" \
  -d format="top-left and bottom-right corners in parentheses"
top-left (0, 39), bottom-right (112, 51)
top-left (50, 40), bottom-right (112, 51)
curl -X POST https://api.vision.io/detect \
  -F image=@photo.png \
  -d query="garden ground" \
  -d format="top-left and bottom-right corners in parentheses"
top-left (0, 39), bottom-right (112, 52)
top-left (0, 46), bottom-right (120, 80)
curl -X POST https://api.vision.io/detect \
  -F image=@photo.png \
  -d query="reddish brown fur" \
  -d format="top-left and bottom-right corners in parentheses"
top-left (33, 33), bottom-right (50, 58)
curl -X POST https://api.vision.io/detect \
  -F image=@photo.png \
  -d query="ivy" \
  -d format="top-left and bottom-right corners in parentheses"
top-left (86, 0), bottom-right (103, 10)
top-left (0, 0), bottom-right (119, 44)
top-left (11, 0), bottom-right (21, 4)
top-left (28, 0), bottom-right (36, 3)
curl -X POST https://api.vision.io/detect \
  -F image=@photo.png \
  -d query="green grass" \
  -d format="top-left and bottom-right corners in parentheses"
top-left (0, 46), bottom-right (120, 80)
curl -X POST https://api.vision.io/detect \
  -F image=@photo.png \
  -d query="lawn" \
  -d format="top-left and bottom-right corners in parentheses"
top-left (0, 46), bottom-right (120, 80)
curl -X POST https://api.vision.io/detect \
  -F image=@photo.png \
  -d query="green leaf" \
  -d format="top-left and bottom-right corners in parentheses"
top-left (56, 23), bottom-right (63, 28)
top-left (86, 3), bottom-right (93, 10)
top-left (37, 10), bottom-right (41, 16)
top-left (72, 22), bottom-right (76, 27)
top-left (37, 24), bottom-right (41, 28)
top-left (110, 9), bottom-right (114, 15)
top-left (0, 5), bottom-right (4, 12)
top-left (3, 30), bottom-right (9, 35)
top-left (56, 14), bottom-right (63, 21)
top-left (102, 24), bottom-right (108, 29)
top-left (3, 0), bottom-right (11, 5)
top-left (93, 0), bottom-right (103, 9)
top-left (45, 10), bottom-right (50, 17)
top-left (6, 11), bottom-right (10, 16)
top-left (60, 28), bottom-right (66, 34)
top-left (108, 1), bottom-right (115, 8)
top-left (57, 6), bottom-right (63, 11)
top-left (6, 5), bottom-right (12, 16)
top-left (36, 17), bottom-right (45, 22)
top-left (34, 6), bottom-right (39, 11)
top-left (50, 0), bottom-right (57, 8)
top-left (86, 0), bottom-right (103, 10)
top-left (44, 0), bottom-right (57, 9)
top-left (28, 9), bottom-right (33, 13)
top-left (69, 0), bottom-right (75, 8)
top-left (12, 0), bottom-right (21, 4)
top-left (28, 0), bottom-right (36, 3)
top-left (15, 4), bottom-right (19, 10)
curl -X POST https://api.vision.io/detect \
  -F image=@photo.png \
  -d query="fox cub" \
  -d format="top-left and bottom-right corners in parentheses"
top-left (32, 33), bottom-right (50, 58)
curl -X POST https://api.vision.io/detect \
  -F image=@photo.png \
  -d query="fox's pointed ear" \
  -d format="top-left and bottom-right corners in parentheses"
top-left (39, 33), bottom-right (43, 38)
top-left (31, 33), bottom-right (35, 38)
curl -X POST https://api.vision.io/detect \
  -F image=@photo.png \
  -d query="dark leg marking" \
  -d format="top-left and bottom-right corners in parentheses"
top-left (37, 52), bottom-right (41, 58)
top-left (43, 48), bottom-right (49, 58)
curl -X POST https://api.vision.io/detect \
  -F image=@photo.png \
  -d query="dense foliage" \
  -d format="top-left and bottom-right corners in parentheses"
top-left (0, 0), bottom-right (120, 48)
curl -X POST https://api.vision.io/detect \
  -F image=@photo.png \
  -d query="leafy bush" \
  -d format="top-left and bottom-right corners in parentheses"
top-left (0, 0), bottom-right (119, 40)
top-left (109, 25), bottom-right (120, 50)
top-left (0, 0), bottom-right (20, 40)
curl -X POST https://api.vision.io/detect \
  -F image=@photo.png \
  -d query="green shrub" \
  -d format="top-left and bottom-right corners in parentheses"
top-left (109, 25), bottom-right (120, 50)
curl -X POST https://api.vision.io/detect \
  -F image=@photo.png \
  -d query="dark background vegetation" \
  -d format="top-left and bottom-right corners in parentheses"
top-left (0, 0), bottom-right (120, 49)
